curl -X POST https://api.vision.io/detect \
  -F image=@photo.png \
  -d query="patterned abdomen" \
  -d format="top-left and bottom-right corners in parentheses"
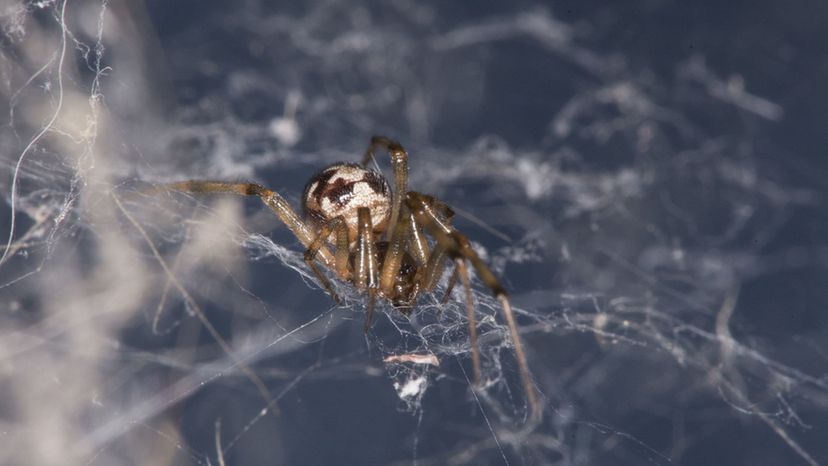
top-left (302, 163), bottom-right (392, 242)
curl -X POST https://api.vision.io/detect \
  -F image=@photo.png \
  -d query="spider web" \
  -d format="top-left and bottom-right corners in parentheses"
top-left (2, 1), bottom-right (828, 465)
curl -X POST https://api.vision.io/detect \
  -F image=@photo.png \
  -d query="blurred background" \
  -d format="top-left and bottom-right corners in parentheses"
top-left (1, 0), bottom-right (828, 464)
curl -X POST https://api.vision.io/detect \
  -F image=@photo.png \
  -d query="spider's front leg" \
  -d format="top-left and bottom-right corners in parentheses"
top-left (151, 180), bottom-right (334, 265)
top-left (361, 136), bottom-right (408, 240)
top-left (406, 198), bottom-right (458, 302)
top-left (304, 216), bottom-right (351, 304)
top-left (151, 180), bottom-right (355, 307)
top-left (379, 204), bottom-right (412, 298)
top-left (355, 207), bottom-right (379, 331)
top-left (405, 191), bottom-right (542, 423)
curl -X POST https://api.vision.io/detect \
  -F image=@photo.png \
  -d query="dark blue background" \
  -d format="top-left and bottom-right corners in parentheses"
top-left (2, 1), bottom-right (827, 465)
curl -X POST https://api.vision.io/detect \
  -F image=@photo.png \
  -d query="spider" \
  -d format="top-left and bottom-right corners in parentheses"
top-left (153, 136), bottom-right (541, 421)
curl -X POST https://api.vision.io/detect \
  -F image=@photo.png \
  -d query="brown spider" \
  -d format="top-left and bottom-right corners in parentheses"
top-left (154, 136), bottom-right (541, 421)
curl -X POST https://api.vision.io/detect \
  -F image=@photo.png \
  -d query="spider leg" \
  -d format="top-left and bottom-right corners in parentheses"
top-left (407, 209), bottom-right (430, 266)
top-left (379, 204), bottom-right (412, 298)
top-left (413, 199), bottom-right (455, 295)
top-left (152, 181), bottom-right (335, 266)
top-left (420, 245), bottom-right (451, 292)
top-left (441, 267), bottom-right (459, 304)
top-left (406, 191), bottom-right (542, 422)
top-left (304, 216), bottom-right (351, 304)
top-left (361, 136), bottom-right (408, 241)
top-left (355, 208), bottom-right (379, 330)
top-left (455, 258), bottom-right (482, 385)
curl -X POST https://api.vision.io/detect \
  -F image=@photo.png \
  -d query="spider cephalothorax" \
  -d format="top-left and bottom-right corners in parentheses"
top-left (154, 136), bottom-right (541, 422)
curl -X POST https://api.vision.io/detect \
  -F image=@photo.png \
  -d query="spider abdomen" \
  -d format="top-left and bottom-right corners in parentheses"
top-left (302, 163), bottom-right (392, 242)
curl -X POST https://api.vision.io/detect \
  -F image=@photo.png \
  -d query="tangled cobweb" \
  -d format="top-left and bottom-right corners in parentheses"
top-left (2, 1), bottom-right (828, 465)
